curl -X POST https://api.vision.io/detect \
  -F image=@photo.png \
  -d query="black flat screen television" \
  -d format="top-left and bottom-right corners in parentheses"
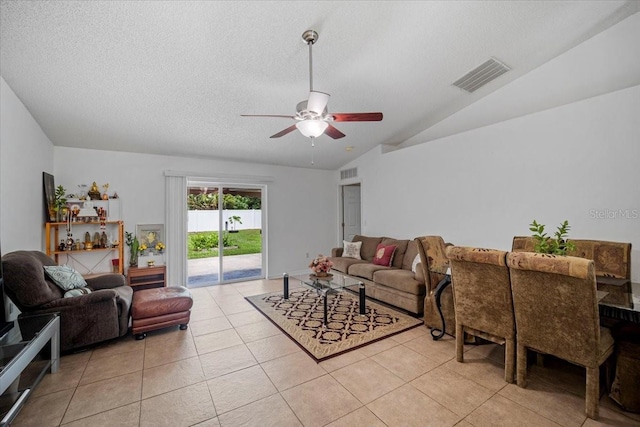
top-left (0, 244), bottom-right (15, 338)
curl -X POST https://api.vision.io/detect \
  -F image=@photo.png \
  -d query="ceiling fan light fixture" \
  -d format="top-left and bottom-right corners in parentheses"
top-left (296, 120), bottom-right (328, 138)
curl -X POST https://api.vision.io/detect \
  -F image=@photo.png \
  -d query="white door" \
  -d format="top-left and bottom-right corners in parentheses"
top-left (342, 184), bottom-right (361, 241)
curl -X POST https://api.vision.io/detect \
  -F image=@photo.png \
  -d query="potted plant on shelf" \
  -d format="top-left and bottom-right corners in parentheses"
top-left (125, 231), bottom-right (140, 267)
top-left (529, 219), bottom-right (576, 255)
top-left (228, 215), bottom-right (242, 233)
top-left (54, 185), bottom-right (67, 222)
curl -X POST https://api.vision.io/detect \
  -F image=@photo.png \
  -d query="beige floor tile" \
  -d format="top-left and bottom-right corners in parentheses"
top-left (60, 350), bottom-right (92, 366)
top-left (281, 374), bottom-right (362, 427)
top-left (583, 396), bottom-right (640, 426)
top-left (226, 310), bottom-right (269, 327)
top-left (357, 336), bottom-right (400, 357)
top-left (245, 334), bottom-right (301, 363)
top-left (325, 406), bottom-right (386, 427)
top-left (140, 381), bottom-right (216, 427)
top-left (465, 342), bottom-right (507, 366)
top-left (61, 401), bottom-right (141, 427)
top-left (143, 326), bottom-right (194, 347)
top-left (199, 343), bottom-right (258, 379)
top-left (206, 365), bottom-right (278, 414)
top-left (598, 395), bottom-right (640, 423)
top-left (498, 379), bottom-right (588, 427)
top-left (217, 393), bottom-right (302, 427)
top-left (142, 356), bottom-right (205, 399)
top-left (194, 328), bottom-right (244, 355)
top-left (192, 417), bottom-right (221, 426)
top-left (89, 335), bottom-right (146, 360)
top-left (367, 383), bottom-right (461, 427)
top-left (319, 348), bottom-right (367, 372)
top-left (411, 365), bottom-right (494, 417)
top-left (235, 319), bottom-right (281, 343)
top-left (528, 357), bottom-right (586, 397)
top-left (466, 394), bottom-right (561, 427)
top-left (331, 358), bottom-right (404, 404)
top-left (403, 334), bottom-right (456, 365)
top-left (32, 360), bottom-right (86, 397)
top-left (143, 336), bottom-right (198, 368)
top-left (391, 324), bottom-right (429, 343)
top-left (79, 349), bottom-right (144, 385)
top-left (372, 345), bottom-right (439, 381)
top-left (261, 351), bottom-right (327, 391)
top-left (190, 307), bottom-right (226, 322)
top-left (442, 351), bottom-right (509, 393)
top-left (190, 316), bottom-right (233, 337)
top-left (191, 298), bottom-right (222, 311)
top-left (62, 371), bottom-right (142, 424)
top-left (12, 388), bottom-right (73, 427)
top-left (219, 299), bottom-right (256, 315)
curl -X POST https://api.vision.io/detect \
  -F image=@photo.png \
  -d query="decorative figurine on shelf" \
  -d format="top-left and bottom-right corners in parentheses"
top-left (77, 184), bottom-right (87, 201)
top-left (102, 183), bottom-right (109, 200)
top-left (88, 182), bottom-right (101, 200)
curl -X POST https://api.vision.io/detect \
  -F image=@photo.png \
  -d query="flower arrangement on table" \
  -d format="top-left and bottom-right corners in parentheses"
top-left (309, 254), bottom-right (333, 277)
top-left (138, 244), bottom-right (148, 255)
top-left (155, 242), bottom-right (165, 254)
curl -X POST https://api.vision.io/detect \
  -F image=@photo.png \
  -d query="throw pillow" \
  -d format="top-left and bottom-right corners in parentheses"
top-left (64, 287), bottom-right (92, 298)
top-left (411, 254), bottom-right (421, 273)
top-left (44, 265), bottom-right (88, 291)
top-left (372, 244), bottom-right (397, 267)
top-left (342, 240), bottom-right (362, 259)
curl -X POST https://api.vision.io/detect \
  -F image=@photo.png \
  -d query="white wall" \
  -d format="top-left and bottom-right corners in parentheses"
top-left (53, 147), bottom-right (336, 278)
top-left (0, 76), bottom-right (54, 252)
top-left (344, 84), bottom-right (640, 281)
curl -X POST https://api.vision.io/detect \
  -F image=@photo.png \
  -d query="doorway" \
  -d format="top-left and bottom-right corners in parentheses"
top-left (341, 183), bottom-right (361, 241)
top-left (186, 180), bottom-right (265, 287)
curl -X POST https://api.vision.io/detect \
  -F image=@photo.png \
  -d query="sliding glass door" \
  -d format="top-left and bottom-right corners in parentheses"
top-left (186, 180), bottom-right (265, 287)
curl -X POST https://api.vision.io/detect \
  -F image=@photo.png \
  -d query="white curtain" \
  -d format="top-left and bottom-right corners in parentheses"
top-left (165, 174), bottom-right (187, 287)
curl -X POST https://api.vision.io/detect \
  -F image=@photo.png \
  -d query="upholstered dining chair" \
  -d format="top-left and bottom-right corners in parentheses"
top-left (446, 246), bottom-right (515, 383)
top-left (418, 236), bottom-right (455, 336)
top-left (507, 251), bottom-right (615, 419)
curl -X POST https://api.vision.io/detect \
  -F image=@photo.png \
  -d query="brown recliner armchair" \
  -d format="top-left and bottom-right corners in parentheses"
top-left (1, 250), bottom-right (133, 352)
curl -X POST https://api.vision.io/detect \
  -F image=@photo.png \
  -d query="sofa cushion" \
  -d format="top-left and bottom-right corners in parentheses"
top-left (342, 240), bottom-right (362, 259)
top-left (348, 262), bottom-right (393, 280)
top-left (353, 235), bottom-right (383, 262)
top-left (402, 240), bottom-right (420, 271)
top-left (381, 238), bottom-right (409, 269)
top-left (64, 287), bottom-right (93, 298)
top-left (44, 265), bottom-right (88, 291)
top-left (330, 257), bottom-right (367, 274)
top-left (373, 269), bottom-right (425, 295)
top-left (372, 244), bottom-right (397, 267)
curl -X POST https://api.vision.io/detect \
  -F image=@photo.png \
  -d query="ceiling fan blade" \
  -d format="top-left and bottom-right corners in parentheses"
top-left (324, 124), bottom-right (346, 139)
top-left (241, 114), bottom-right (296, 119)
top-left (332, 112), bottom-right (383, 122)
top-left (307, 91), bottom-right (330, 115)
top-left (270, 124), bottom-right (298, 138)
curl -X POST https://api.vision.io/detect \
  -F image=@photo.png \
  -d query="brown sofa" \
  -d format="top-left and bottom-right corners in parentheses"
top-left (1, 250), bottom-right (133, 352)
top-left (328, 235), bottom-right (428, 315)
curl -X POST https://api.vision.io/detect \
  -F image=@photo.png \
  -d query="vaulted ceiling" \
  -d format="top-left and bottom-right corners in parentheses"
top-left (1, 1), bottom-right (638, 169)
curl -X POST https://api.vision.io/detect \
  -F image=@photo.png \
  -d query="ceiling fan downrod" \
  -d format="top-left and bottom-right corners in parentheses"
top-left (302, 30), bottom-right (318, 92)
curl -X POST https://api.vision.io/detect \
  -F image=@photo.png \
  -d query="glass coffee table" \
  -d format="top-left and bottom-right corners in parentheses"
top-left (283, 271), bottom-right (365, 326)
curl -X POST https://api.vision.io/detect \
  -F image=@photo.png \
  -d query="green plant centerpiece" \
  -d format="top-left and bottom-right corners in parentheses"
top-left (529, 219), bottom-right (576, 255)
top-left (125, 231), bottom-right (140, 267)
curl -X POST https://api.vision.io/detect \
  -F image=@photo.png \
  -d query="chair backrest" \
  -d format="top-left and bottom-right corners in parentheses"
top-left (447, 246), bottom-right (514, 340)
top-left (1, 250), bottom-right (63, 310)
top-left (507, 251), bottom-right (600, 367)
top-left (417, 236), bottom-right (448, 292)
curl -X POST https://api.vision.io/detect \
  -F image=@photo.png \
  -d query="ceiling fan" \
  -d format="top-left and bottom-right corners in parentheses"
top-left (241, 30), bottom-right (383, 140)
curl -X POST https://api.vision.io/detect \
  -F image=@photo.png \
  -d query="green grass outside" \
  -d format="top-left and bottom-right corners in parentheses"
top-left (187, 229), bottom-right (262, 259)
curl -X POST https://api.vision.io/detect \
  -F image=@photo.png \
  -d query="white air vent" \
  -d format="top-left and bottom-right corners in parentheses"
top-left (340, 167), bottom-right (358, 180)
top-left (453, 58), bottom-right (510, 93)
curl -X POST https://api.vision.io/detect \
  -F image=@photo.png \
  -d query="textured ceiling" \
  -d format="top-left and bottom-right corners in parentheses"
top-left (1, 1), bottom-right (637, 170)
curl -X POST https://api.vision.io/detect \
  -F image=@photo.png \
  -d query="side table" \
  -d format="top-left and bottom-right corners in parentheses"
top-left (127, 265), bottom-right (166, 291)
top-left (0, 313), bottom-right (60, 426)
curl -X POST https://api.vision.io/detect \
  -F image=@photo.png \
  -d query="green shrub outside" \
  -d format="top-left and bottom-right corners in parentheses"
top-left (188, 229), bottom-right (261, 259)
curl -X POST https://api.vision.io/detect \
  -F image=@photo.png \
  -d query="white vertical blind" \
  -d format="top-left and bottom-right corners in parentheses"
top-left (165, 174), bottom-right (187, 286)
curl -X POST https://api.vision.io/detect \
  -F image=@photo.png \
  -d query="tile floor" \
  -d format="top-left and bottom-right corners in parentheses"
top-left (12, 279), bottom-right (640, 427)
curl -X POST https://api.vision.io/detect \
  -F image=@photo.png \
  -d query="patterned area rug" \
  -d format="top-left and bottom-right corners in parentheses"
top-left (245, 289), bottom-right (423, 361)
